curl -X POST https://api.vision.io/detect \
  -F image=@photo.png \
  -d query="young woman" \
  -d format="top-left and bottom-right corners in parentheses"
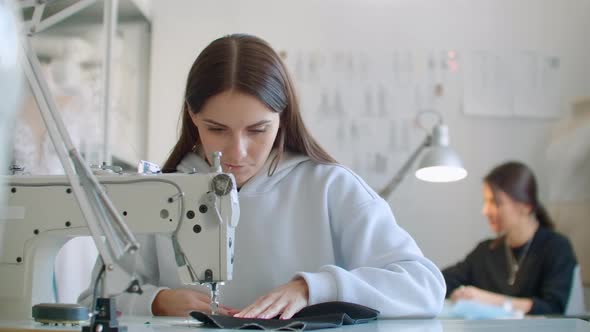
top-left (443, 161), bottom-right (577, 314)
top-left (81, 34), bottom-right (445, 319)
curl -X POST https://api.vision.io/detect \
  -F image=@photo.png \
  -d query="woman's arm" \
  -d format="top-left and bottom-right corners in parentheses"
top-left (78, 234), bottom-right (220, 316)
top-left (528, 235), bottom-right (577, 314)
top-left (77, 257), bottom-right (167, 316)
top-left (441, 248), bottom-right (478, 298)
top-left (300, 194), bottom-right (446, 318)
top-left (450, 285), bottom-right (533, 313)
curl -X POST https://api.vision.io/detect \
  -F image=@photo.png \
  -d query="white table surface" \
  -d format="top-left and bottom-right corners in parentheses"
top-left (1, 316), bottom-right (589, 332)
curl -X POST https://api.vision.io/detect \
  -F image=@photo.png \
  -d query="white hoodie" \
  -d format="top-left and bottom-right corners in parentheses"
top-left (80, 151), bottom-right (445, 318)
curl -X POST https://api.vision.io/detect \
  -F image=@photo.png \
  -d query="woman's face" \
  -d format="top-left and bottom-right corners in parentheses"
top-left (481, 183), bottom-right (529, 235)
top-left (190, 90), bottom-right (280, 188)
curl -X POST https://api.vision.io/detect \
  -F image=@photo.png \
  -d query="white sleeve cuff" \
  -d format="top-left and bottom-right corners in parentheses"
top-left (295, 271), bottom-right (337, 305)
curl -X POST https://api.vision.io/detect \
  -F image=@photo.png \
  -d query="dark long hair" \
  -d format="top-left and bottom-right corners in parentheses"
top-left (484, 161), bottom-right (554, 230)
top-left (163, 34), bottom-right (335, 173)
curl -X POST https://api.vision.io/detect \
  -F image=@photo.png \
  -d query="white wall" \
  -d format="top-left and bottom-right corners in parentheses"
top-left (147, 0), bottom-right (590, 267)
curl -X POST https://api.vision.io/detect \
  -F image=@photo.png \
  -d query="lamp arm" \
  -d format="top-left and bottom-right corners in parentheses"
top-left (20, 37), bottom-right (139, 271)
top-left (17, 2), bottom-right (137, 330)
top-left (378, 135), bottom-right (431, 200)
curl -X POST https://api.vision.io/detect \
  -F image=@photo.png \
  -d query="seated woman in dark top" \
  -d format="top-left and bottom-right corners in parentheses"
top-left (443, 161), bottom-right (577, 315)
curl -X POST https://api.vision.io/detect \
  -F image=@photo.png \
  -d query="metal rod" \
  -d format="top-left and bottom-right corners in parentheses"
top-left (20, 36), bottom-right (139, 268)
top-left (29, 2), bottom-right (45, 34)
top-left (35, 0), bottom-right (96, 33)
top-left (101, 0), bottom-right (118, 165)
top-left (379, 135), bottom-right (431, 200)
top-left (20, 38), bottom-right (116, 268)
top-left (19, 0), bottom-right (38, 8)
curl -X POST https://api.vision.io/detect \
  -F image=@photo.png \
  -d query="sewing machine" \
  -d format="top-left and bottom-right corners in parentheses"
top-left (0, 170), bottom-right (240, 321)
top-left (0, 0), bottom-right (239, 327)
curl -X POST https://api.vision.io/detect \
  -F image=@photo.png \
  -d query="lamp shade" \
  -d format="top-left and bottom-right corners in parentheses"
top-left (414, 124), bottom-right (467, 182)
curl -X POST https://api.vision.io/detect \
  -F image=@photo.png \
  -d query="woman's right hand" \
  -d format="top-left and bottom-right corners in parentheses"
top-left (152, 289), bottom-right (238, 317)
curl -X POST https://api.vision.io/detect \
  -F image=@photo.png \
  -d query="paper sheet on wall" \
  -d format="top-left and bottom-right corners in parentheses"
top-left (512, 52), bottom-right (561, 118)
top-left (464, 52), bottom-right (512, 117)
top-left (463, 51), bottom-right (561, 118)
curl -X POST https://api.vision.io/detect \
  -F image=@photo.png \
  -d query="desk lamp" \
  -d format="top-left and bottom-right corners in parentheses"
top-left (379, 110), bottom-right (467, 199)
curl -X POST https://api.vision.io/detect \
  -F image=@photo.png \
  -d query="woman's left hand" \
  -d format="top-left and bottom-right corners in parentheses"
top-left (234, 277), bottom-right (309, 319)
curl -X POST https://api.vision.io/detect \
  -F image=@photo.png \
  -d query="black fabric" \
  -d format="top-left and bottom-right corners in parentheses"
top-left (442, 227), bottom-right (577, 314)
top-left (190, 301), bottom-right (379, 330)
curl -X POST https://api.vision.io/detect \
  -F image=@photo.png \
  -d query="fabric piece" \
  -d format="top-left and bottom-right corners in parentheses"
top-left (189, 301), bottom-right (379, 330)
top-left (448, 300), bottom-right (520, 319)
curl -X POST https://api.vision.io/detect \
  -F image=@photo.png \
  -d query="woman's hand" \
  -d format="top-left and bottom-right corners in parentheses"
top-left (450, 285), bottom-right (533, 313)
top-left (450, 285), bottom-right (503, 306)
top-left (234, 278), bottom-right (309, 320)
top-left (152, 289), bottom-right (238, 317)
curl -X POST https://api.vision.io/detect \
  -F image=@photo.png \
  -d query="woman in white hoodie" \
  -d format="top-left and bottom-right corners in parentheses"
top-left (80, 33), bottom-right (445, 319)
top-left (152, 34), bottom-right (445, 319)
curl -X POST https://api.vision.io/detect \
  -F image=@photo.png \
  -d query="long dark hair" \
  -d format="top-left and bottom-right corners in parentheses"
top-left (163, 34), bottom-right (335, 173)
top-left (484, 161), bottom-right (554, 230)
